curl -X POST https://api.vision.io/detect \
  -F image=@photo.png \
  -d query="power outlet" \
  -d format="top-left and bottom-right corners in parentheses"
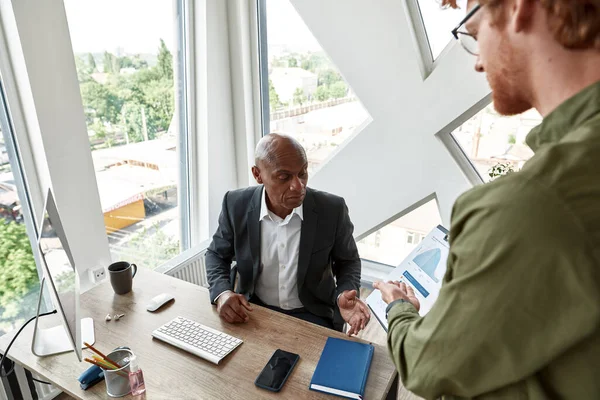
top-left (90, 267), bottom-right (106, 283)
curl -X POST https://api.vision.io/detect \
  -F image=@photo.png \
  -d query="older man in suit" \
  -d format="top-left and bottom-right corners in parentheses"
top-left (206, 134), bottom-right (369, 334)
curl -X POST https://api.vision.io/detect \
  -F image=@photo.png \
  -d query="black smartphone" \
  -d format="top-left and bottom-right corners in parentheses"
top-left (255, 349), bottom-right (300, 392)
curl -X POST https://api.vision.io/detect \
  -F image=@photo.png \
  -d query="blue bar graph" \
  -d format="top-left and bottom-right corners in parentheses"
top-left (403, 271), bottom-right (429, 298)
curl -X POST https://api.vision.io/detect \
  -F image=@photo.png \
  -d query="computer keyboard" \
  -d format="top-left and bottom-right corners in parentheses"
top-left (152, 316), bottom-right (243, 364)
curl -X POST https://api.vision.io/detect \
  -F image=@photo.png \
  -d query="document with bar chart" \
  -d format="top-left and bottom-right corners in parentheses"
top-left (366, 225), bottom-right (449, 331)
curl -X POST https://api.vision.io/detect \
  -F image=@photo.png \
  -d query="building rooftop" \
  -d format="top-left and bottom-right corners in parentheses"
top-left (92, 138), bottom-right (177, 213)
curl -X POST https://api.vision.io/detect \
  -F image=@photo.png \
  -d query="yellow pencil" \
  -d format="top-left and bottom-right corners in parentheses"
top-left (84, 358), bottom-right (128, 377)
top-left (92, 355), bottom-right (115, 369)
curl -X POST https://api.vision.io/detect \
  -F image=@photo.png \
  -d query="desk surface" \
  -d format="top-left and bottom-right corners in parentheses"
top-left (0, 268), bottom-right (397, 399)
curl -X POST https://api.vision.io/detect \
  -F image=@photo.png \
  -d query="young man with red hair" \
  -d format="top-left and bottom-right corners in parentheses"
top-left (375, 1), bottom-right (600, 398)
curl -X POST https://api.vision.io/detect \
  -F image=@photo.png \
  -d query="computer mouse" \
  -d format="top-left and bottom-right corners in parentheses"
top-left (146, 293), bottom-right (175, 312)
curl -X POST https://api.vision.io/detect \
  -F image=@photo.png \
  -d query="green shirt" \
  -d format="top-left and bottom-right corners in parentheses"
top-left (386, 81), bottom-right (600, 400)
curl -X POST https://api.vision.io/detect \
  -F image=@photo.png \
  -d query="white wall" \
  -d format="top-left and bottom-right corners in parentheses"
top-left (194, 0), bottom-right (240, 241)
top-left (291, 0), bottom-right (491, 234)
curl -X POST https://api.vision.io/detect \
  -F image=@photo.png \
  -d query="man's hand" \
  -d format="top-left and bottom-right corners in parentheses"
top-left (372, 281), bottom-right (420, 311)
top-left (216, 291), bottom-right (253, 323)
top-left (338, 290), bottom-right (371, 336)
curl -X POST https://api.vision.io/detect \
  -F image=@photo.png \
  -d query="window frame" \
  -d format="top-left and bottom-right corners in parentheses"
top-left (436, 94), bottom-right (492, 186)
top-left (404, 0), bottom-right (461, 79)
top-left (256, 0), bottom-right (270, 137)
top-left (176, 0), bottom-right (194, 251)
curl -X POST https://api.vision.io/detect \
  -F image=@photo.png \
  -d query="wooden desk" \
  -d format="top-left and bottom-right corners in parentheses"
top-left (0, 268), bottom-right (397, 399)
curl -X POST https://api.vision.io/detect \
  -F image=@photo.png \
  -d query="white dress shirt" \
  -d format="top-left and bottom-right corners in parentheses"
top-left (254, 188), bottom-right (304, 310)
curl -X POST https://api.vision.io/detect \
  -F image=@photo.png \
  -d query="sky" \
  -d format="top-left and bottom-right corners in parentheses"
top-left (64, 0), bottom-right (176, 54)
top-left (266, 0), bottom-right (321, 55)
top-left (63, 0), bottom-right (466, 60)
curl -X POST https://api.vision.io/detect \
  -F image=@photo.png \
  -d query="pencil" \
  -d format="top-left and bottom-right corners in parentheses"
top-left (84, 358), bottom-right (128, 377)
top-left (84, 342), bottom-right (121, 368)
top-left (92, 355), bottom-right (115, 369)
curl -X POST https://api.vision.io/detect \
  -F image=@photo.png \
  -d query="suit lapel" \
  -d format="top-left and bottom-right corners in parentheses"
top-left (297, 189), bottom-right (317, 292)
top-left (247, 186), bottom-right (262, 285)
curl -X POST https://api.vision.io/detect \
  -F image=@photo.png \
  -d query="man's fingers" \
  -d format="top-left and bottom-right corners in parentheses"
top-left (230, 301), bottom-right (249, 321)
top-left (223, 307), bottom-right (244, 323)
top-left (237, 295), bottom-right (254, 312)
top-left (221, 308), bottom-right (237, 323)
top-left (406, 285), bottom-right (416, 297)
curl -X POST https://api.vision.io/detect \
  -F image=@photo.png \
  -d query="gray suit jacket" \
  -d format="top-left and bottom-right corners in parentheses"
top-left (205, 186), bottom-right (361, 323)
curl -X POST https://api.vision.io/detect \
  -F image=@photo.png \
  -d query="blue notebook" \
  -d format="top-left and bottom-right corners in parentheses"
top-left (309, 337), bottom-right (374, 399)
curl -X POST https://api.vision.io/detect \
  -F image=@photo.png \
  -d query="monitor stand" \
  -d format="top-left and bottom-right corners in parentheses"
top-left (31, 277), bottom-right (95, 357)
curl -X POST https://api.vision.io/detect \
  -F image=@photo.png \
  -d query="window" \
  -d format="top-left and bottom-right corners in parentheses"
top-left (262, 0), bottom-right (369, 175)
top-left (0, 84), bottom-right (40, 337)
top-left (64, 0), bottom-right (188, 270)
top-left (357, 199), bottom-right (442, 266)
top-left (452, 103), bottom-right (542, 182)
top-left (416, 0), bottom-right (466, 60)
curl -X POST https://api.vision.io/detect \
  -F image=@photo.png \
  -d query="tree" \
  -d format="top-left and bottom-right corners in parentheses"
top-left (318, 69), bottom-right (342, 87)
top-left (157, 39), bottom-right (173, 81)
top-left (315, 85), bottom-right (330, 102)
top-left (80, 80), bottom-right (122, 125)
top-left (87, 53), bottom-right (97, 72)
top-left (103, 51), bottom-right (115, 73)
top-left (300, 59), bottom-right (311, 71)
top-left (293, 88), bottom-right (307, 106)
top-left (125, 221), bottom-right (180, 269)
top-left (111, 55), bottom-right (121, 74)
top-left (75, 55), bottom-right (92, 83)
top-left (119, 56), bottom-right (134, 69)
top-left (132, 55), bottom-right (148, 69)
top-left (329, 81), bottom-right (347, 99)
top-left (0, 221), bottom-right (38, 329)
top-left (287, 57), bottom-right (298, 68)
top-left (269, 79), bottom-right (282, 111)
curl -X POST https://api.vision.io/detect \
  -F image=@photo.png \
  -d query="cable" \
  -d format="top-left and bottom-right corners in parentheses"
top-left (31, 377), bottom-right (52, 385)
top-left (0, 310), bottom-right (57, 378)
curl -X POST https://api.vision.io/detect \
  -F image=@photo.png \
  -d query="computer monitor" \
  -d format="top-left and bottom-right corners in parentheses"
top-left (31, 189), bottom-right (95, 361)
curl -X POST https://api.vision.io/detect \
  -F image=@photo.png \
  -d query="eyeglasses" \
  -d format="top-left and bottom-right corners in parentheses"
top-left (451, 4), bottom-right (481, 56)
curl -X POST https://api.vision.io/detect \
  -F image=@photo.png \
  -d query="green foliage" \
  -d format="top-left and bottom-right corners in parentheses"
top-left (329, 81), bottom-right (347, 99)
top-left (131, 54), bottom-right (149, 69)
top-left (126, 222), bottom-right (180, 269)
top-left (315, 85), bottom-right (330, 102)
top-left (293, 88), bottom-right (306, 106)
top-left (157, 39), bottom-right (173, 81)
top-left (0, 221), bottom-right (38, 326)
top-left (269, 79), bottom-right (282, 111)
top-left (87, 53), bottom-right (97, 72)
top-left (488, 162), bottom-right (515, 180)
top-left (318, 69), bottom-right (342, 87)
top-left (287, 57), bottom-right (298, 68)
top-left (103, 51), bottom-right (115, 73)
top-left (119, 56), bottom-right (134, 69)
top-left (508, 134), bottom-right (517, 144)
top-left (80, 80), bottom-right (122, 125)
top-left (75, 39), bottom-right (174, 146)
top-left (298, 52), bottom-right (329, 73)
top-left (75, 55), bottom-right (92, 83)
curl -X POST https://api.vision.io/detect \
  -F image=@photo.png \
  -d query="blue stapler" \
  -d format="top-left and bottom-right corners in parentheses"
top-left (77, 364), bottom-right (104, 390)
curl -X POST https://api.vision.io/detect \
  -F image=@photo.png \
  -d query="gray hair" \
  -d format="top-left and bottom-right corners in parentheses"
top-left (254, 133), bottom-right (306, 167)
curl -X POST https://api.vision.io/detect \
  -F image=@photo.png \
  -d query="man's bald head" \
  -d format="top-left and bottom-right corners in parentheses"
top-left (252, 133), bottom-right (308, 218)
top-left (254, 133), bottom-right (307, 168)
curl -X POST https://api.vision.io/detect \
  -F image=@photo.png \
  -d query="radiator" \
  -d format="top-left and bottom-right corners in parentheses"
top-left (155, 240), bottom-right (211, 287)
